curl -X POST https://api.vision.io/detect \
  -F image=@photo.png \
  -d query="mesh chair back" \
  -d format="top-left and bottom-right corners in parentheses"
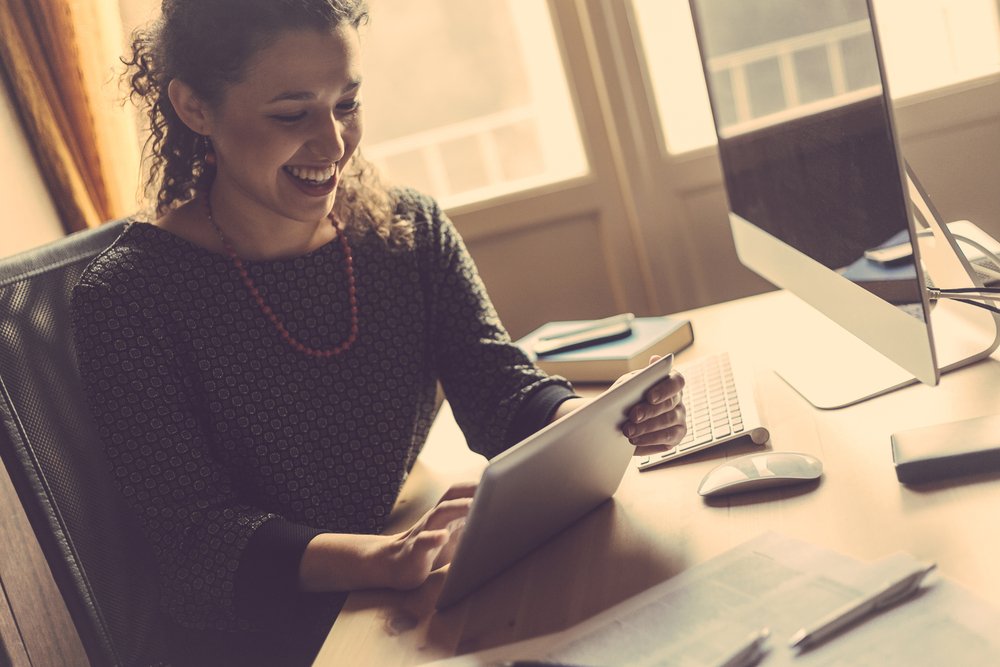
top-left (0, 221), bottom-right (167, 666)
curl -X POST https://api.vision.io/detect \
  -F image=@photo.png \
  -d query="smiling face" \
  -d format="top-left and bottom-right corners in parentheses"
top-left (194, 24), bottom-right (364, 228)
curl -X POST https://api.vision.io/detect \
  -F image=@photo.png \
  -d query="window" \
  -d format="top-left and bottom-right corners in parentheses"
top-left (874, 0), bottom-right (1000, 97)
top-left (361, 0), bottom-right (587, 207)
top-left (633, 0), bottom-right (1000, 154)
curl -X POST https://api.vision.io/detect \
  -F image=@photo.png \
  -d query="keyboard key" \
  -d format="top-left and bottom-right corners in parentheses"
top-left (681, 433), bottom-right (714, 450)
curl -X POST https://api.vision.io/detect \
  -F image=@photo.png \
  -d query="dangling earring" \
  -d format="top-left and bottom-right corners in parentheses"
top-left (203, 135), bottom-right (216, 166)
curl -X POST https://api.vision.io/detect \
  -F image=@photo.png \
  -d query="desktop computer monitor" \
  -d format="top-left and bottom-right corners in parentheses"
top-left (687, 0), bottom-right (999, 408)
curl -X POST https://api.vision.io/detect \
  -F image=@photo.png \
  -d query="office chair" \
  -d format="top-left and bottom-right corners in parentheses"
top-left (0, 220), bottom-right (167, 666)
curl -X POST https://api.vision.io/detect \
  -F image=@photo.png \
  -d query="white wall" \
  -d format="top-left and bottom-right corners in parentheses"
top-left (0, 76), bottom-right (63, 259)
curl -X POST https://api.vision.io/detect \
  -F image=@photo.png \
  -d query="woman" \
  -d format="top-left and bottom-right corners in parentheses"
top-left (71, 0), bottom-right (687, 664)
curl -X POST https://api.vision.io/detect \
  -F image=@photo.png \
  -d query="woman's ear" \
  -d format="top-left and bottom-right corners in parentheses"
top-left (167, 79), bottom-right (213, 135)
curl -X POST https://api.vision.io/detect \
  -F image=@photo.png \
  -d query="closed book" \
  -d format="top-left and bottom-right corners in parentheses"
top-left (518, 316), bottom-right (694, 382)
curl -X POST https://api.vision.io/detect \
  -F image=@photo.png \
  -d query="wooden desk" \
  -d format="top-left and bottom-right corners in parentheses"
top-left (313, 290), bottom-right (1000, 666)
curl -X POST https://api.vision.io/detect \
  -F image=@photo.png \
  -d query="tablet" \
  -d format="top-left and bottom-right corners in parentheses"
top-left (435, 354), bottom-right (674, 609)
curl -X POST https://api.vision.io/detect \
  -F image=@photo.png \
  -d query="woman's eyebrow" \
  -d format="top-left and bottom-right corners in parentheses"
top-left (267, 90), bottom-right (315, 103)
top-left (266, 79), bottom-right (362, 104)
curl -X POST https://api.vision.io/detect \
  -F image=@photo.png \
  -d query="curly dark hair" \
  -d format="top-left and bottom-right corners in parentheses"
top-left (123, 0), bottom-right (411, 246)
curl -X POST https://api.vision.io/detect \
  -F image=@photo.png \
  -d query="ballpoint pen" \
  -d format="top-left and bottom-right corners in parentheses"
top-left (537, 313), bottom-right (636, 341)
top-left (715, 627), bottom-right (770, 667)
top-left (788, 562), bottom-right (936, 650)
top-left (532, 313), bottom-right (635, 356)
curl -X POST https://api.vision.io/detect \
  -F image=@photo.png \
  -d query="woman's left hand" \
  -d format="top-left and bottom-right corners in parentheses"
top-left (619, 355), bottom-right (686, 455)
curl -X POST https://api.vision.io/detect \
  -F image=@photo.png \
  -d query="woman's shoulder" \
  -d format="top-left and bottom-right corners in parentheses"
top-left (76, 219), bottom-right (208, 293)
top-left (390, 187), bottom-right (440, 220)
top-left (74, 221), bottom-right (141, 287)
top-left (387, 187), bottom-right (459, 243)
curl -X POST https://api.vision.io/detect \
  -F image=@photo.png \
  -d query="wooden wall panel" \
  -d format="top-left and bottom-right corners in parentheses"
top-left (675, 188), bottom-right (776, 309)
top-left (897, 101), bottom-right (1000, 240)
top-left (468, 214), bottom-right (618, 339)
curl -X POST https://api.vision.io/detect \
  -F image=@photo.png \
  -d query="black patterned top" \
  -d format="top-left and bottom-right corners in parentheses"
top-left (70, 190), bottom-right (575, 638)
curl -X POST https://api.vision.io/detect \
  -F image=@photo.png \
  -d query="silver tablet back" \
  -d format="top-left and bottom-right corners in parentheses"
top-left (436, 354), bottom-right (674, 609)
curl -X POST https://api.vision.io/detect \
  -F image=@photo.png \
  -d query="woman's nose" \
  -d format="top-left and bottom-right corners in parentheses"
top-left (311, 112), bottom-right (346, 162)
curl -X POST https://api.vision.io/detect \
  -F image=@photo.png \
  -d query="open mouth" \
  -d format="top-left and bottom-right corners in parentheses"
top-left (283, 164), bottom-right (335, 186)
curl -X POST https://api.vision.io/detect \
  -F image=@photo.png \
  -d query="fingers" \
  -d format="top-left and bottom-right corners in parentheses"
top-left (621, 367), bottom-right (687, 448)
top-left (391, 501), bottom-right (471, 589)
top-left (626, 404), bottom-right (687, 446)
top-left (421, 497), bottom-right (473, 532)
top-left (624, 371), bottom-right (685, 424)
top-left (628, 392), bottom-right (678, 423)
top-left (411, 528), bottom-right (451, 550)
top-left (389, 529), bottom-right (451, 590)
top-left (438, 480), bottom-right (478, 502)
top-left (432, 520), bottom-right (467, 571)
top-left (406, 519), bottom-right (467, 579)
top-left (414, 505), bottom-right (468, 563)
top-left (644, 370), bottom-right (685, 407)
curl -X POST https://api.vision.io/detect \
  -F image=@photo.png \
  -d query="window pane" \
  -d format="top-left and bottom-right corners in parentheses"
top-left (841, 33), bottom-right (881, 92)
top-left (712, 69), bottom-right (739, 129)
top-left (745, 58), bottom-right (785, 118)
top-left (362, 0), bottom-right (587, 207)
top-left (794, 47), bottom-right (835, 104)
top-left (633, 0), bottom-right (1000, 155)
top-left (875, 0), bottom-right (1000, 97)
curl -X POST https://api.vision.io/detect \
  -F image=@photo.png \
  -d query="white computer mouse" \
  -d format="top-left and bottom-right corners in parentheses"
top-left (698, 451), bottom-right (823, 497)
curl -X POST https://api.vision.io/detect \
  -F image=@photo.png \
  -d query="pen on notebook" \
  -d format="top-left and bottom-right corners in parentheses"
top-left (532, 313), bottom-right (635, 356)
top-left (715, 627), bottom-right (770, 667)
top-left (536, 313), bottom-right (635, 341)
top-left (788, 562), bottom-right (936, 650)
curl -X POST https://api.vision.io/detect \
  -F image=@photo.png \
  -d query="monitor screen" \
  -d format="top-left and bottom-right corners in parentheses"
top-left (721, 96), bottom-right (923, 308)
top-left (688, 0), bottom-right (941, 406)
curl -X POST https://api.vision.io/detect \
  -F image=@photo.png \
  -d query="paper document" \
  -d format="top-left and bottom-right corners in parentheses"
top-left (421, 532), bottom-right (1000, 666)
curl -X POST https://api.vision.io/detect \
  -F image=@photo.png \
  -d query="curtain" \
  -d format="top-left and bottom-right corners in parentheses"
top-left (0, 0), bottom-right (140, 233)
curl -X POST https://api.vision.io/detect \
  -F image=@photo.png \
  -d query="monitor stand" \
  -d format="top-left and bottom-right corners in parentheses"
top-left (773, 295), bottom-right (997, 409)
top-left (772, 170), bottom-right (1000, 410)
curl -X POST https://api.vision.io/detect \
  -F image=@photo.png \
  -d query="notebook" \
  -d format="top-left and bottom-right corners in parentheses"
top-left (518, 315), bottom-right (694, 382)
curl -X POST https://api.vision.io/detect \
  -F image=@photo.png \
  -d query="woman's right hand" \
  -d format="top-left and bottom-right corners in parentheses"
top-left (383, 481), bottom-right (477, 590)
top-left (298, 481), bottom-right (477, 593)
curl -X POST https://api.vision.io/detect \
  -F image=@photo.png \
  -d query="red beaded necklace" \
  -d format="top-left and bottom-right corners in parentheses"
top-left (205, 196), bottom-right (359, 358)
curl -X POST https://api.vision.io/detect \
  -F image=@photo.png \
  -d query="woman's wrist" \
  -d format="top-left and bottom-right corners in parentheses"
top-left (298, 531), bottom-right (395, 592)
top-left (550, 396), bottom-right (587, 423)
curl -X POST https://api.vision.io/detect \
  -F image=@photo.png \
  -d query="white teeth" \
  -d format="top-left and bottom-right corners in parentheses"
top-left (285, 165), bottom-right (334, 184)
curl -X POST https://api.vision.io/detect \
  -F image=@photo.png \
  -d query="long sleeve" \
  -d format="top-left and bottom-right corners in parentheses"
top-left (413, 194), bottom-right (576, 458)
top-left (71, 279), bottom-right (318, 631)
